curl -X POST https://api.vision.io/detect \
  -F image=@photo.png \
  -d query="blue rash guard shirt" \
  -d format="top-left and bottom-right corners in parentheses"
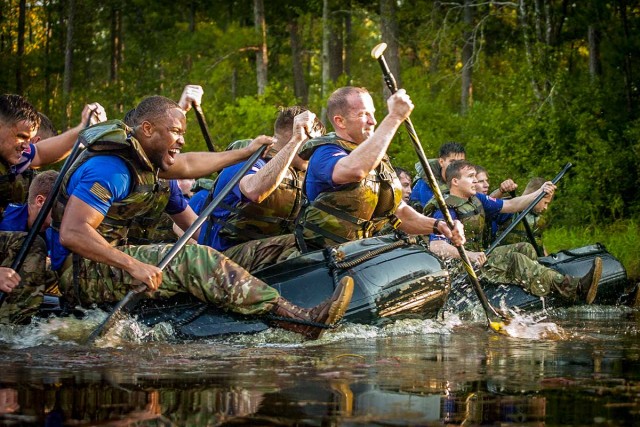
top-left (0, 203), bottom-right (28, 232)
top-left (50, 155), bottom-right (186, 270)
top-left (304, 145), bottom-right (348, 202)
top-left (197, 159), bottom-right (262, 251)
top-left (409, 179), bottom-right (434, 210)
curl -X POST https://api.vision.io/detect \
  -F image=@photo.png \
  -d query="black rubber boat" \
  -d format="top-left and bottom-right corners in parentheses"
top-left (444, 243), bottom-right (633, 314)
top-left (40, 234), bottom-right (451, 339)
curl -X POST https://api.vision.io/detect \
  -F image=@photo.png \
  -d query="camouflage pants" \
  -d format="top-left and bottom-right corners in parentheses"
top-left (224, 234), bottom-right (300, 273)
top-left (59, 243), bottom-right (280, 315)
top-left (0, 231), bottom-right (46, 324)
top-left (481, 242), bottom-right (564, 297)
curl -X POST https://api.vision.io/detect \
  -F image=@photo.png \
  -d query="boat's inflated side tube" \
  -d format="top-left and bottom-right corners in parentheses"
top-left (136, 234), bottom-right (450, 338)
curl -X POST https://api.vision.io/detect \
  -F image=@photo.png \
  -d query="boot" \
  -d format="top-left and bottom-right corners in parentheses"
top-left (270, 276), bottom-right (354, 339)
top-left (576, 257), bottom-right (602, 305)
top-left (554, 257), bottom-right (602, 304)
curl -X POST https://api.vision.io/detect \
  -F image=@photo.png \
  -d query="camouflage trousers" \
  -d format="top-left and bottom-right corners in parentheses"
top-left (224, 234), bottom-right (300, 273)
top-left (59, 243), bottom-right (280, 315)
top-left (0, 231), bottom-right (47, 324)
top-left (481, 242), bottom-right (564, 297)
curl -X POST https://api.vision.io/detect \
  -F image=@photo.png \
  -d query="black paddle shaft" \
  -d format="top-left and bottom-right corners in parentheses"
top-left (371, 43), bottom-right (506, 325)
top-left (192, 102), bottom-right (215, 152)
top-left (486, 162), bottom-right (572, 256)
top-left (86, 144), bottom-right (269, 343)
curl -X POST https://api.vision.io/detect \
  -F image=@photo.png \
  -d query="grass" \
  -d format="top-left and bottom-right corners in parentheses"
top-left (544, 219), bottom-right (640, 281)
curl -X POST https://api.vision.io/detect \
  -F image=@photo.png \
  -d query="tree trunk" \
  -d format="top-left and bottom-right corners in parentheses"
top-left (16, 0), bottom-right (26, 93)
top-left (518, 0), bottom-right (543, 101)
top-left (588, 25), bottom-right (601, 82)
top-left (328, 9), bottom-right (343, 82)
top-left (321, 0), bottom-right (330, 120)
top-left (254, 0), bottom-right (268, 95)
top-left (110, 2), bottom-right (122, 83)
top-left (460, 0), bottom-right (473, 115)
top-left (344, 5), bottom-right (351, 82)
top-left (289, 18), bottom-right (308, 105)
top-left (380, 0), bottom-right (401, 97)
top-left (63, 0), bottom-right (75, 126)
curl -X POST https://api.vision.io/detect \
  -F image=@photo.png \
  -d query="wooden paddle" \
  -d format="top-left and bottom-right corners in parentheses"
top-left (85, 144), bottom-right (268, 344)
top-left (192, 102), bottom-right (215, 152)
top-left (372, 42), bottom-right (508, 332)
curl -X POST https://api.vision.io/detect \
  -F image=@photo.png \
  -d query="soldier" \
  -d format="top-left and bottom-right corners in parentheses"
top-left (428, 160), bottom-right (602, 304)
top-left (294, 86), bottom-right (465, 253)
top-left (50, 95), bottom-right (353, 340)
top-left (394, 166), bottom-right (412, 204)
top-left (408, 141), bottom-right (466, 211)
top-left (197, 107), bottom-right (323, 272)
top-left (0, 94), bottom-right (106, 323)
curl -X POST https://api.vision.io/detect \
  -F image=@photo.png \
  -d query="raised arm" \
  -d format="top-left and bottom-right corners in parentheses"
top-left (159, 135), bottom-right (274, 179)
top-left (240, 111), bottom-right (315, 203)
top-left (332, 90), bottom-right (413, 185)
top-left (31, 103), bottom-right (107, 167)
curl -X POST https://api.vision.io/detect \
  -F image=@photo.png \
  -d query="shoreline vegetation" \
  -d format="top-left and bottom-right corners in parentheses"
top-left (544, 220), bottom-right (640, 282)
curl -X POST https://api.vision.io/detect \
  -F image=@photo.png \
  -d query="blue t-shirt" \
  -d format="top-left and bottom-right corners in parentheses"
top-left (50, 155), bottom-right (186, 270)
top-left (409, 179), bottom-right (433, 210)
top-left (0, 203), bottom-right (28, 232)
top-left (0, 203), bottom-right (55, 254)
top-left (304, 145), bottom-right (348, 202)
top-left (13, 143), bottom-right (37, 175)
top-left (188, 189), bottom-right (209, 214)
top-left (429, 193), bottom-right (504, 245)
top-left (197, 159), bottom-right (261, 251)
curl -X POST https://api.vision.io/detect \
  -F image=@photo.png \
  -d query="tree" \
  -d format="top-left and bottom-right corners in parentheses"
top-left (254, 0), bottom-right (268, 95)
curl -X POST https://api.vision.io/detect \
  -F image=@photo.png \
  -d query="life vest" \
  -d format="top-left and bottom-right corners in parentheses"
top-left (0, 160), bottom-right (34, 220)
top-left (424, 193), bottom-right (485, 251)
top-left (52, 120), bottom-right (170, 246)
top-left (498, 212), bottom-right (544, 248)
top-left (414, 159), bottom-right (447, 194)
top-left (210, 157), bottom-right (305, 244)
top-left (295, 133), bottom-right (403, 251)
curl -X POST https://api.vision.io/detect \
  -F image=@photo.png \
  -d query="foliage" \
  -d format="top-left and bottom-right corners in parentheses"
top-left (1, 0), bottom-right (639, 231)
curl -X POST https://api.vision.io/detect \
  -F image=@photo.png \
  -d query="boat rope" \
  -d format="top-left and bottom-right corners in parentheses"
top-left (330, 235), bottom-right (414, 270)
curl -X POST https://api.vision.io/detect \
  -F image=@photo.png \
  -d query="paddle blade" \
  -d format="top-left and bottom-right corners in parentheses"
top-left (85, 284), bottom-right (147, 344)
top-left (371, 42), bottom-right (387, 59)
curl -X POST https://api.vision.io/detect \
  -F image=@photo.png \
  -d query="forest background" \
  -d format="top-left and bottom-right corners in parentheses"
top-left (1, 0), bottom-right (639, 278)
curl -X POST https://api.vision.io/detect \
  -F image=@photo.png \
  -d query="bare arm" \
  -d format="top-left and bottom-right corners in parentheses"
top-left (429, 239), bottom-right (486, 266)
top-left (170, 205), bottom-right (201, 241)
top-left (0, 268), bottom-right (20, 293)
top-left (59, 196), bottom-right (162, 291)
top-left (395, 202), bottom-right (466, 247)
top-left (332, 90), bottom-right (413, 185)
top-left (159, 135), bottom-right (274, 179)
top-left (500, 182), bottom-right (555, 213)
top-left (31, 103), bottom-right (107, 167)
top-left (240, 111), bottom-right (316, 202)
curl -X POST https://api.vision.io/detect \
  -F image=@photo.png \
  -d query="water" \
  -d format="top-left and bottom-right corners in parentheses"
top-left (0, 305), bottom-right (639, 426)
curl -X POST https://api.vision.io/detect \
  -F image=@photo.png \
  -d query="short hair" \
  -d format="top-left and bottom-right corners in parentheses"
top-left (0, 94), bottom-right (40, 131)
top-left (35, 112), bottom-right (57, 140)
top-left (439, 141), bottom-right (466, 159)
top-left (326, 86), bottom-right (370, 127)
top-left (474, 165), bottom-right (487, 176)
top-left (445, 160), bottom-right (475, 186)
top-left (523, 177), bottom-right (546, 195)
top-left (274, 106), bottom-right (325, 137)
top-left (123, 108), bottom-right (136, 127)
top-left (394, 166), bottom-right (411, 180)
top-left (27, 170), bottom-right (59, 204)
top-left (131, 96), bottom-right (180, 126)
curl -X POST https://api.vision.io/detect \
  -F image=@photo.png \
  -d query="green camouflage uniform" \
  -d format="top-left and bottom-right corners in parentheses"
top-left (0, 231), bottom-right (46, 324)
top-left (224, 234), bottom-right (300, 273)
top-left (496, 212), bottom-right (546, 250)
top-left (53, 121), bottom-right (281, 315)
top-left (295, 133), bottom-right (403, 252)
top-left (430, 195), bottom-right (571, 297)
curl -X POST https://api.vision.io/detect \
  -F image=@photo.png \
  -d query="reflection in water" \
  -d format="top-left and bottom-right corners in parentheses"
top-left (0, 306), bottom-right (638, 425)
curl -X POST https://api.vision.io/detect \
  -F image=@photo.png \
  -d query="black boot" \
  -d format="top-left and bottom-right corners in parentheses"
top-left (270, 276), bottom-right (354, 339)
top-left (576, 257), bottom-right (602, 305)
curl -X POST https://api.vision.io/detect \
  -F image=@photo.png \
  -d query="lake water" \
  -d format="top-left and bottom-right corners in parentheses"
top-left (0, 304), bottom-right (638, 426)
